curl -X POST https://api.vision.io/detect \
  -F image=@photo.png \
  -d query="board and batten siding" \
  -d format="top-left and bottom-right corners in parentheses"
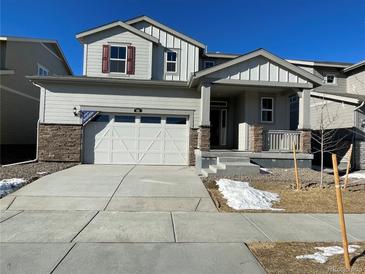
top-left (40, 84), bottom-right (201, 127)
top-left (347, 68), bottom-right (365, 95)
top-left (310, 97), bottom-right (355, 130)
top-left (83, 27), bottom-right (153, 79)
top-left (131, 21), bottom-right (200, 81)
top-left (208, 56), bottom-right (308, 84)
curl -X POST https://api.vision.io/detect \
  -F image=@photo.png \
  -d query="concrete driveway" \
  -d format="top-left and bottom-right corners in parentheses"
top-left (2, 164), bottom-right (216, 212)
top-left (1, 165), bottom-right (364, 273)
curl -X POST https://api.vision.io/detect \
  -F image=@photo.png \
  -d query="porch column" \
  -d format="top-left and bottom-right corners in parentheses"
top-left (298, 89), bottom-right (311, 130)
top-left (298, 89), bottom-right (312, 153)
top-left (200, 83), bottom-right (211, 126)
top-left (198, 83), bottom-right (211, 151)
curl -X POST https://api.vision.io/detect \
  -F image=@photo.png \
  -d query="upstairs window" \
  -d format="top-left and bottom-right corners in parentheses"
top-left (110, 46), bottom-right (127, 73)
top-left (261, 97), bottom-right (274, 123)
top-left (37, 64), bottom-right (49, 76)
top-left (325, 74), bottom-right (336, 85)
top-left (203, 60), bottom-right (215, 69)
top-left (166, 50), bottom-right (177, 73)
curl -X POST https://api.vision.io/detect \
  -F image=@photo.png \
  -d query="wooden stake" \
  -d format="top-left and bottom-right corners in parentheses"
top-left (343, 144), bottom-right (353, 190)
top-left (293, 143), bottom-right (300, 191)
top-left (332, 154), bottom-right (351, 271)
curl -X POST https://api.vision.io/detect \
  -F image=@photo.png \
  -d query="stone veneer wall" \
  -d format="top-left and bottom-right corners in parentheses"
top-left (249, 125), bottom-right (263, 152)
top-left (300, 130), bottom-right (311, 153)
top-left (198, 126), bottom-right (210, 151)
top-left (354, 140), bottom-right (365, 170)
top-left (189, 128), bottom-right (198, 166)
top-left (38, 123), bottom-right (82, 162)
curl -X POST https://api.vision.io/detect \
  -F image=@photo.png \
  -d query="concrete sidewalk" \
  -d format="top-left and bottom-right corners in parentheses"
top-left (1, 211), bottom-right (364, 273)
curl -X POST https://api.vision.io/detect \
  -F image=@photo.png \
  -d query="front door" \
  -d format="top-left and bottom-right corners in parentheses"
top-left (210, 107), bottom-right (227, 148)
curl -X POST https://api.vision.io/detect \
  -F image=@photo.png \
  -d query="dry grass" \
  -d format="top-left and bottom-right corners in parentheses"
top-left (249, 242), bottom-right (365, 274)
top-left (203, 169), bottom-right (365, 213)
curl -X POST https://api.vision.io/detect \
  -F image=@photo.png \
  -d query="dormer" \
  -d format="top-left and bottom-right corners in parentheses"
top-left (77, 21), bottom-right (159, 80)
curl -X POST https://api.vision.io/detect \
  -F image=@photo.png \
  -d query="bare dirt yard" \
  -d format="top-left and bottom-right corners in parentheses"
top-left (249, 242), bottom-right (365, 274)
top-left (203, 168), bottom-right (365, 213)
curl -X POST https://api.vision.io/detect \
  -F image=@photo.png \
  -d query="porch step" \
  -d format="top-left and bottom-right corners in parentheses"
top-left (201, 160), bottom-right (260, 177)
top-left (217, 156), bottom-right (250, 164)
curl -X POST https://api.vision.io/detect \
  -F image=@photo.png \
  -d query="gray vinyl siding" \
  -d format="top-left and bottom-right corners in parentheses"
top-left (0, 40), bottom-right (70, 145)
top-left (83, 27), bottom-right (153, 79)
top-left (41, 84), bottom-right (201, 127)
top-left (312, 67), bottom-right (347, 94)
top-left (310, 97), bottom-right (355, 130)
top-left (131, 21), bottom-right (199, 81)
top-left (347, 67), bottom-right (365, 95)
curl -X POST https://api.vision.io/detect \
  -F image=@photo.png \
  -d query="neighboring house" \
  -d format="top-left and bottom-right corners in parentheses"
top-left (29, 15), bottom-right (347, 176)
top-left (309, 60), bottom-right (365, 170)
top-left (0, 36), bottom-right (72, 164)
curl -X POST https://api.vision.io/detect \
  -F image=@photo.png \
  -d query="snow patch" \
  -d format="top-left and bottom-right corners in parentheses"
top-left (296, 245), bottom-right (360, 264)
top-left (342, 172), bottom-right (365, 180)
top-left (0, 178), bottom-right (27, 197)
top-left (216, 179), bottom-right (283, 211)
top-left (36, 171), bottom-right (49, 175)
top-left (260, 167), bottom-right (273, 174)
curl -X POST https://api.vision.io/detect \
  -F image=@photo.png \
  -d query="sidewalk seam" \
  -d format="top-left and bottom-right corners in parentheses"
top-left (241, 214), bottom-right (273, 242)
top-left (103, 165), bottom-right (136, 210)
top-left (50, 242), bottom-right (77, 274)
top-left (0, 210), bottom-right (23, 224)
top-left (170, 212), bottom-right (177, 242)
top-left (194, 198), bottom-right (202, 211)
top-left (70, 211), bottom-right (99, 243)
top-left (308, 214), bottom-right (360, 241)
top-left (5, 196), bottom-right (17, 210)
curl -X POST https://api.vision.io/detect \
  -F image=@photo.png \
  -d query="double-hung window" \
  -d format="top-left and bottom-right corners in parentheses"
top-left (110, 46), bottom-right (127, 73)
top-left (325, 74), bottom-right (336, 85)
top-left (37, 64), bottom-right (49, 76)
top-left (203, 60), bottom-right (215, 69)
top-left (166, 50), bottom-right (177, 73)
top-left (261, 97), bottom-right (274, 123)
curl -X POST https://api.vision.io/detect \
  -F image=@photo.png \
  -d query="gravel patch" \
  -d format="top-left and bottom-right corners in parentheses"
top-left (205, 168), bottom-right (334, 189)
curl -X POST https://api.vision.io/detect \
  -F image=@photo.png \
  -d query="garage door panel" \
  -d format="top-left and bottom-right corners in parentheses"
top-left (84, 114), bottom-right (189, 165)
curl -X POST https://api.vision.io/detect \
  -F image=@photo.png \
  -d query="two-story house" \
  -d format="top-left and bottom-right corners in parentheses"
top-left (308, 60), bottom-right (365, 170)
top-left (30, 15), bottom-right (351, 176)
top-left (0, 36), bottom-right (72, 164)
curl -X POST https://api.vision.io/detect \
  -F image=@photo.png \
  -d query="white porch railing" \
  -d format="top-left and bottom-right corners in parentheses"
top-left (263, 130), bottom-right (300, 152)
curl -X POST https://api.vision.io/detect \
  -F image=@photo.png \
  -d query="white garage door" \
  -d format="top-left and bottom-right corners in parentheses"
top-left (83, 114), bottom-right (189, 165)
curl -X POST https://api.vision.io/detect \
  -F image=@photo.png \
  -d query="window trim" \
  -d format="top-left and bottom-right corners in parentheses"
top-left (109, 45), bottom-right (127, 74)
top-left (37, 64), bottom-right (49, 76)
top-left (165, 49), bottom-right (178, 74)
top-left (203, 60), bottom-right (215, 69)
top-left (324, 74), bottom-right (337, 85)
top-left (261, 97), bottom-right (274, 124)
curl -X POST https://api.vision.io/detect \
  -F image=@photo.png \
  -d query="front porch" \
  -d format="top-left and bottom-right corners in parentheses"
top-left (188, 49), bottom-right (321, 175)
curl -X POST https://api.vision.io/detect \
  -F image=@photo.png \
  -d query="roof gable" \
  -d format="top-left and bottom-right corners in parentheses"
top-left (125, 16), bottom-right (205, 49)
top-left (76, 21), bottom-right (159, 44)
top-left (191, 49), bottom-right (323, 87)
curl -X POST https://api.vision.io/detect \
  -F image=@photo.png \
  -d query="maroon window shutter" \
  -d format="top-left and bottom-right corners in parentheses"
top-left (127, 46), bottom-right (136, 75)
top-left (102, 45), bottom-right (109, 73)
